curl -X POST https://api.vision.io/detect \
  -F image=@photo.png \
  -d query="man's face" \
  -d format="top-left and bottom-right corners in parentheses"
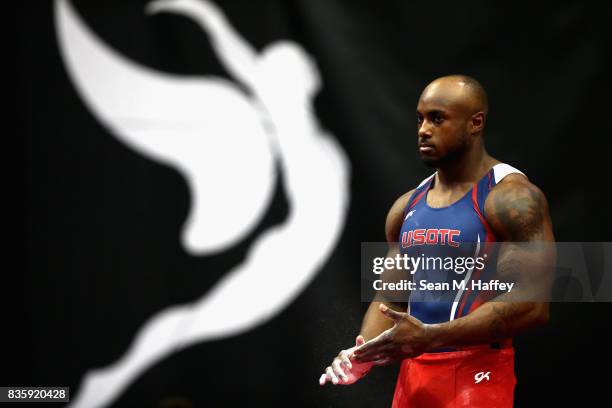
top-left (416, 86), bottom-right (472, 168)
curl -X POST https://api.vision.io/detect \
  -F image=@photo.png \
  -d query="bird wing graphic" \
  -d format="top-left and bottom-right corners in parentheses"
top-left (55, 0), bottom-right (276, 254)
top-left (55, 1), bottom-right (351, 407)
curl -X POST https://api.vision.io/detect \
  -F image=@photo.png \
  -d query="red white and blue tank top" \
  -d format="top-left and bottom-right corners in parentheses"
top-left (399, 163), bottom-right (525, 324)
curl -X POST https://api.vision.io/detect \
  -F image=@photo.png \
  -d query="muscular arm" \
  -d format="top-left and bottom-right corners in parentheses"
top-left (427, 175), bottom-right (555, 348)
top-left (359, 190), bottom-right (414, 341)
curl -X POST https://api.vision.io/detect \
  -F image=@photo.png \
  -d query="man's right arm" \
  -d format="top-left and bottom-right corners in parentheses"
top-left (319, 189), bottom-right (414, 385)
top-left (359, 189), bottom-right (414, 341)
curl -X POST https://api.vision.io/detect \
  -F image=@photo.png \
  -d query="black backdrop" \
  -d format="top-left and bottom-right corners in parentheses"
top-left (16, 0), bottom-right (611, 407)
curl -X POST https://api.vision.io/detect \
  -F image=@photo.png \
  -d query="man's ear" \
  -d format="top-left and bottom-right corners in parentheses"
top-left (470, 112), bottom-right (485, 135)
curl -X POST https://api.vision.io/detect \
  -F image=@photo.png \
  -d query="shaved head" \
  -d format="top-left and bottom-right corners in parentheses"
top-left (420, 75), bottom-right (488, 118)
top-left (416, 75), bottom-right (489, 168)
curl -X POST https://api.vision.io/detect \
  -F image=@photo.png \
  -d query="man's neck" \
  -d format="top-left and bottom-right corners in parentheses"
top-left (435, 148), bottom-right (495, 189)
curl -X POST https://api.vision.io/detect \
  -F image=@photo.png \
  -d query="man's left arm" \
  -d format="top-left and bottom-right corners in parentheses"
top-left (353, 175), bottom-right (555, 362)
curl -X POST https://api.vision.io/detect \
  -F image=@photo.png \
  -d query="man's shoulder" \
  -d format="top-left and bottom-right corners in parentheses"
top-left (388, 189), bottom-right (416, 219)
top-left (484, 172), bottom-right (550, 241)
top-left (488, 172), bottom-right (544, 203)
top-left (385, 189), bottom-right (417, 242)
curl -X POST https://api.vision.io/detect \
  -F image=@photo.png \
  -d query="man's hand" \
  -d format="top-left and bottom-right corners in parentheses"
top-left (351, 304), bottom-right (431, 364)
top-left (319, 335), bottom-right (374, 386)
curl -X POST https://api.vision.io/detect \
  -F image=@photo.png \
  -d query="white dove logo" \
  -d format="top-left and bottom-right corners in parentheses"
top-left (55, 0), bottom-right (350, 407)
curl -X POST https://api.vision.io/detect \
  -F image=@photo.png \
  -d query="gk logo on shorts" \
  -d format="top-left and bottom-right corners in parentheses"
top-left (474, 371), bottom-right (491, 384)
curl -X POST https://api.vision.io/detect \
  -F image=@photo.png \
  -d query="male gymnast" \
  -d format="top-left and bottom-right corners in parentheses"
top-left (320, 75), bottom-right (555, 407)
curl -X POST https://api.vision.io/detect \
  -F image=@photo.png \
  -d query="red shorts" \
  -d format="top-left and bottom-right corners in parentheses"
top-left (391, 347), bottom-right (516, 408)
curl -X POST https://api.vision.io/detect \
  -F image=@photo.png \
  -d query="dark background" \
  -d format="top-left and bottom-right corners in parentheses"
top-left (15, 0), bottom-right (610, 406)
